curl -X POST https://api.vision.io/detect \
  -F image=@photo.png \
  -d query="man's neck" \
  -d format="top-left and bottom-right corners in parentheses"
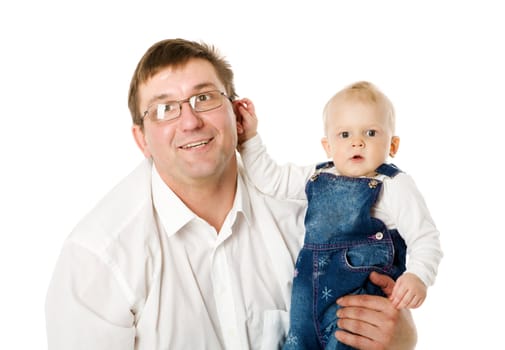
top-left (160, 164), bottom-right (238, 233)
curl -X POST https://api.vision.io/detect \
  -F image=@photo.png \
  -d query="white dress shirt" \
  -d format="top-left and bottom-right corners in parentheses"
top-left (239, 135), bottom-right (443, 287)
top-left (45, 158), bottom-right (306, 350)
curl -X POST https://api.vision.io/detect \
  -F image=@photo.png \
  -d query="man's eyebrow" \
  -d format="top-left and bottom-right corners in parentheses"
top-left (146, 94), bottom-right (169, 107)
top-left (193, 82), bottom-right (217, 91)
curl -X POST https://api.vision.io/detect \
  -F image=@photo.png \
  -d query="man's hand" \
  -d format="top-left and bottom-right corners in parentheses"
top-left (335, 272), bottom-right (417, 350)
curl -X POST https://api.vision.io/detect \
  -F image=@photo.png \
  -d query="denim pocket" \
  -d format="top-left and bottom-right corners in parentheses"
top-left (344, 240), bottom-right (393, 270)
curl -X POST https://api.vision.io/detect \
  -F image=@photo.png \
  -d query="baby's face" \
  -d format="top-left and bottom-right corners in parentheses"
top-left (321, 98), bottom-right (399, 177)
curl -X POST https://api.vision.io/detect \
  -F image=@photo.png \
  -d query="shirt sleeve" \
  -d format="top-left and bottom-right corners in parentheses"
top-left (380, 173), bottom-right (443, 287)
top-left (238, 134), bottom-right (314, 200)
top-left (45, 240), bottom-right (136, 350)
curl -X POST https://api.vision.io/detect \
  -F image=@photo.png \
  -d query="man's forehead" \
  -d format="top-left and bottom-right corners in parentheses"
top-left (140, 60), bottom-right (223, 103)
top-left (150, 59), bottom-right (218, 83)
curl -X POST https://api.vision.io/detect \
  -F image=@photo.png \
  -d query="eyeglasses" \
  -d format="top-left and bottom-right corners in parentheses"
top-left (142, 90), bottom-right (232, 122)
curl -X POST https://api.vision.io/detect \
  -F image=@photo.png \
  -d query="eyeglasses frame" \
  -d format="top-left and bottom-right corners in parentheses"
top-left (141, 90), bottom-right (233, 123)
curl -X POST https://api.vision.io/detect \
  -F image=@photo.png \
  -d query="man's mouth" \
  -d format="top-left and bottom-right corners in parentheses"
top-left (180, 138), bottom-right (212, 149)
top-left (351, 155), bottom-right (363, 160)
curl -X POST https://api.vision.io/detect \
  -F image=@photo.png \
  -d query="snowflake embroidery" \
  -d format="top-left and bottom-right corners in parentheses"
top-left (324, 322), bottom-right (336, 335)
top-left (322, 286), bottom-right (333, 301)
top-left (321, 323), bottom-right (337, 346)
top-left (321, 331), bottom-right (331, 344)
top-left (318, 255), bottom-right (330, 268)
top-left (285, 333), bottom-right (299, 346)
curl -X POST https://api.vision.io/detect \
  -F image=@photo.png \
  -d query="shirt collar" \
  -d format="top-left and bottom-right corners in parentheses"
top-left (151, 165), bottom-right (196, 237)
top-left (231, 171), bottom-right (253, 227)
top-left (151, 165), bottom-right (253, 237)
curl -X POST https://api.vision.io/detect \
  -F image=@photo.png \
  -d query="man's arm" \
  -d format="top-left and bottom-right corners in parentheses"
top-left (335, 272), bottom-right (417, 350)
top-left (46, 241), bottom-right (135, 350)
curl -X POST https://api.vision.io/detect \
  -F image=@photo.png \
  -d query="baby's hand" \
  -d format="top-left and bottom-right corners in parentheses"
top-left (390, 272), bottom-right (427, 309)
top-left (234, 98), bottom-right (258, 144)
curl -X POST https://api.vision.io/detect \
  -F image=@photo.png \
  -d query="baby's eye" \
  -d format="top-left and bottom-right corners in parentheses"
top-left (365, 130), bottom-right (377, 137)
top-left (339, 131), bottom-right (350, 138)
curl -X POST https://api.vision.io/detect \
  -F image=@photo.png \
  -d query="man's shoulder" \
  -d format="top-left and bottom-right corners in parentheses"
top-left (68, 159), bottom-right (157, 253)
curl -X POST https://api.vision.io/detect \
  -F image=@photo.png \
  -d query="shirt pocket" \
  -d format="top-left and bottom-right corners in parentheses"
top-left (260, 309), bottom-right (289, 350)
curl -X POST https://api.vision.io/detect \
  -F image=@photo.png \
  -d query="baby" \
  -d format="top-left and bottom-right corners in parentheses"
top-left (237, 81), bottom-right (443, 350)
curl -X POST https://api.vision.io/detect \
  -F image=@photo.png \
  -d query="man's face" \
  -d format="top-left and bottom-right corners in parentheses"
top-left (133, 58), bottom-right (238, 187)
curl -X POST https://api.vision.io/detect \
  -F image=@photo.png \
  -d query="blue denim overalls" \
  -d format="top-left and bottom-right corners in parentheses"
top-left (282, 162), bottom-right (407, 350)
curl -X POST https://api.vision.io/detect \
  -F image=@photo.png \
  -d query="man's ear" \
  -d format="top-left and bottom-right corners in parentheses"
top-left (321, 136), bottom-right (332, 158)
top-left (233, 99), bottom-right (245, 136)
top-left (132, 125), bottom-right (152, 158)
top-left (389, 136), bottom-right (400, 157)
top-left (236, 114), bottom-right (244, 135)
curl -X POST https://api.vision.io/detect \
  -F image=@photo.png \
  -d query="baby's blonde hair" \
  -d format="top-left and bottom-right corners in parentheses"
top-left (322, 81), bottom-right (396, 135)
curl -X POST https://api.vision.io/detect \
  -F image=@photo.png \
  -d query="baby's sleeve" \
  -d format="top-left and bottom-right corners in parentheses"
top-left (238, 134), bottom-right (313, 200)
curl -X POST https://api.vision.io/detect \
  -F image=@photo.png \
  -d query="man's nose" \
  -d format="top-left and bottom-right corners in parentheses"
top-left (179, 102), bottom-right (203, 130)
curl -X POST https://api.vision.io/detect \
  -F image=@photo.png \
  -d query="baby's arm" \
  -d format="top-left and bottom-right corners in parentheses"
top-left (381, 173), bottom-right (443, 309)
top-left (235, 98), bottom-right (313, 200)
top-left (391, 272), bottom-right (427, 309)
top-left (235, 98), bottom-right (258, 145)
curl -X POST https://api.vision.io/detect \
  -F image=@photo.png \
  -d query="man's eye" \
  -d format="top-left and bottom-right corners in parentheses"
top-left (164, 103), bottom-right (177, 112)
top-left (196, 93), bottom-right (212, 102)
top-left (366, 130), bottom-right (377, 137)
top-left (339, 131), bottom-right (349, 138)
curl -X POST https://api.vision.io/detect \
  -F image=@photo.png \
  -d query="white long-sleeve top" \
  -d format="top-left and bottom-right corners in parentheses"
top-left (45, 158), bottom-right (307, 350)
top-left (239, 135), bottom-right (443, 287)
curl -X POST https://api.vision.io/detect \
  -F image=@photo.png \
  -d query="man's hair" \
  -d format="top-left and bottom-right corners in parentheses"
top-left (322, 81), bottom-right (396, 134)
top-left (128, 38), bottom-right (237, 126)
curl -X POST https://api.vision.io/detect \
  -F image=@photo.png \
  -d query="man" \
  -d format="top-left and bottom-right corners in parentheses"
top-left (45, 38), bottom-right (416, 349)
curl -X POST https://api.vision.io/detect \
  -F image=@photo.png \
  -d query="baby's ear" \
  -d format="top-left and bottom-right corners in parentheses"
top-left (321, 136), bottom-right (332, 158)
top-left (389, 136), bottom-right (400, 157)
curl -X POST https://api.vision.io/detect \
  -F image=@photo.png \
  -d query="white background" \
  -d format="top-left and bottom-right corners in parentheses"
top-left (1, 1), bottom-right (503, 348)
